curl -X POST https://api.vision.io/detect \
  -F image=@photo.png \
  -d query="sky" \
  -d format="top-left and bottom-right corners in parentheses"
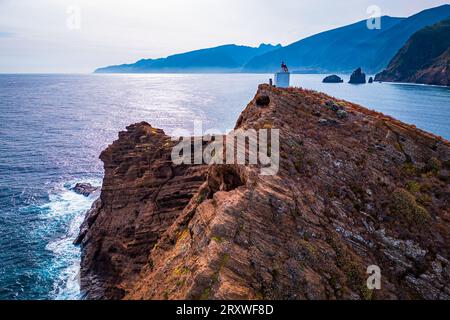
top-left (0, 0), bottom-right (448, 73)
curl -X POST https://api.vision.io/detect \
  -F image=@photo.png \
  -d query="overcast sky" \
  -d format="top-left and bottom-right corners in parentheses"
top-left (0, 0), bottom-right (448, 73)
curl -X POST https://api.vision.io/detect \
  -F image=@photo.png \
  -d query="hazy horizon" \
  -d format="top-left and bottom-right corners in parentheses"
top-left (0, 0), bottom-right (449, 73)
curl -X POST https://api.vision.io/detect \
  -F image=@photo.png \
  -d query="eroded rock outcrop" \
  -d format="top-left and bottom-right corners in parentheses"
top-left (349, 68), bottom-right (367, 84)
top-left (79, 85), bottom-right (450, 300)
top-left (77, 123), bottom-right (208, 299)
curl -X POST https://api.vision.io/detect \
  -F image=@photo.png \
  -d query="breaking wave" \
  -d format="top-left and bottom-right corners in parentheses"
top-left (36, 179), bottom-right (100, 300)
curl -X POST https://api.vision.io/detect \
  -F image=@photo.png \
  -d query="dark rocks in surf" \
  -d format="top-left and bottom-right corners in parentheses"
top-left (72, 183), bottom-right (99, 197)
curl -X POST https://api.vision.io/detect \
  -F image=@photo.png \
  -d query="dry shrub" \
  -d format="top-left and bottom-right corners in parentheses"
top-left (390, 188), bottom-right (431, 225)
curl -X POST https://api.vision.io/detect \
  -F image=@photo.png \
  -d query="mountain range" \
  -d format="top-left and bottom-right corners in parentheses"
top-left (244, 4), bottom-right (450, 74)
top-left (95, 5), bottom-right (450, 74)
top-left (95, 44), bottom-right (282, 73)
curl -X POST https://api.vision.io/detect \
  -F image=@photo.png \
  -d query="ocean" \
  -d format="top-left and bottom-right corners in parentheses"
top-left (0, 73), bottom-right (449, 300)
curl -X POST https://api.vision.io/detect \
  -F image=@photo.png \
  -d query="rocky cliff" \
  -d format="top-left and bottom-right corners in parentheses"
top-left (78, 84), bottom-right (450, 300)
top-left (375, 18), bottom-right (450, 86)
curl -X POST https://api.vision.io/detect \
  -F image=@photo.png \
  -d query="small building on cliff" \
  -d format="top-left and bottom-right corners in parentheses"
top-left (274, 61), bottom-right (290, 88)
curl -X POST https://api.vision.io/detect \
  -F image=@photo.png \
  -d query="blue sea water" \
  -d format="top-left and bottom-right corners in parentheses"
top-left (0, 73), bottom-right (449, 300)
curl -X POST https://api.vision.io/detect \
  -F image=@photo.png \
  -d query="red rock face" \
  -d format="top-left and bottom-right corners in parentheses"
top-left (76, 123), bottom-right (208, 299)
top-left (79, 85), bottom-right (450, 300)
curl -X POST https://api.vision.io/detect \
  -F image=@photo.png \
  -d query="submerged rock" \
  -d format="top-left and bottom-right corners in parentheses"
top-left (349, 67), bottom-right (366, 84)
top-left (323, 75), bottom-right (344, 83)
top-left (368, 77), bottom-right (374, 83)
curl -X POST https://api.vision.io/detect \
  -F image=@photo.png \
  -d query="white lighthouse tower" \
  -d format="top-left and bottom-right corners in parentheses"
top-left (274, 61), bottom-right (290, 88)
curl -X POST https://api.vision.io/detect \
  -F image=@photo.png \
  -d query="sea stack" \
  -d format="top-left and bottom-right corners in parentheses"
top-left (78, 84), bottom-right (450, 300)
top-left (349, 67), bottom-right (366, 84)
top-left (323, 75), bottom-right (344, 83)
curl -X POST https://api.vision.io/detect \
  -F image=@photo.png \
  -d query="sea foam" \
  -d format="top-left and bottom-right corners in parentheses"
top-left (38, 180), bottom-right (100, 300)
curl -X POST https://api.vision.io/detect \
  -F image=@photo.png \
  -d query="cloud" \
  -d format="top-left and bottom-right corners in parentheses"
top-left (0, 0), bottom-right (449, 72)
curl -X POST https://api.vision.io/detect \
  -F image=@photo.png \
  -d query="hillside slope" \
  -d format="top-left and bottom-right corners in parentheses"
top-left (78, 85), bottom-right (450, 300)
top-left (95, 44), bottom-right (281, 73)
top-left (375, 18), bottom-right (450, 86)
top-left (243, 5), bottom-right (450, 73)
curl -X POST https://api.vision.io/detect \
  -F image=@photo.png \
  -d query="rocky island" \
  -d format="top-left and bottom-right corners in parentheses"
top-left (323, 75), bottom-right (344, 83)
top-left (77, 85), bottom-right (450, 300)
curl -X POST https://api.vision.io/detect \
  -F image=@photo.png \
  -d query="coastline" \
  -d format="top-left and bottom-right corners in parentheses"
top-left (1, 73), bottom-right (449, 300)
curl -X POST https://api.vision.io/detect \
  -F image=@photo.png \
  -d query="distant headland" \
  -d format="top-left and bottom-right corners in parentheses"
top-left (95, 4), bottom-right (450, 78)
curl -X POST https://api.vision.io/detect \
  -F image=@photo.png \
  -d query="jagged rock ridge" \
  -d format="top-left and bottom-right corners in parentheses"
top-left (78, 85), bottom-right (450, 300)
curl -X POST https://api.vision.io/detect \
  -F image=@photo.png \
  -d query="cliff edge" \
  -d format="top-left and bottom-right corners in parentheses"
top-left (78, 84), bottom-right (450, 300)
